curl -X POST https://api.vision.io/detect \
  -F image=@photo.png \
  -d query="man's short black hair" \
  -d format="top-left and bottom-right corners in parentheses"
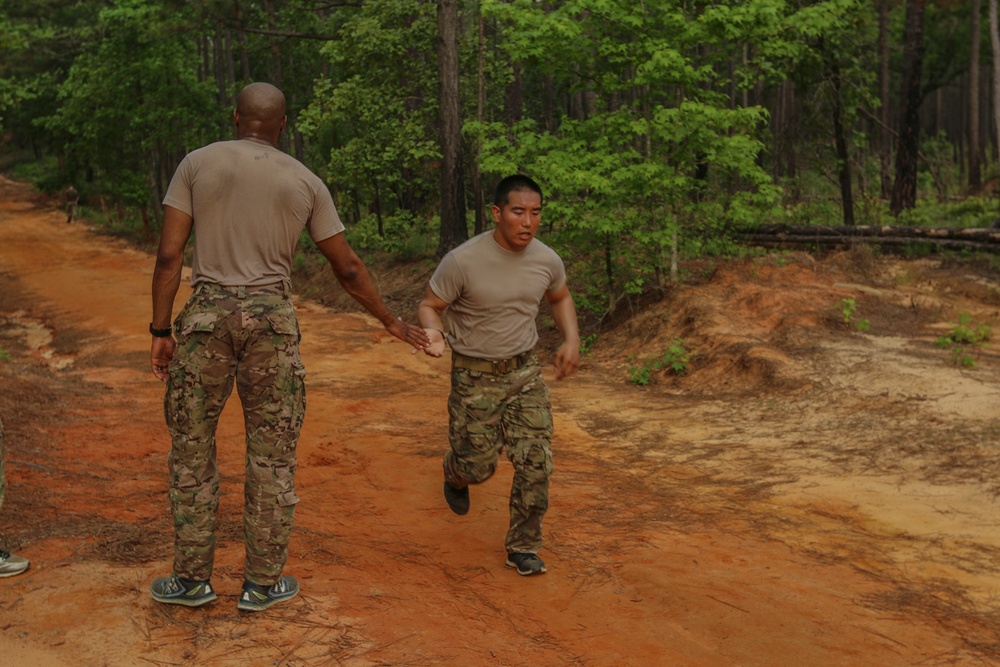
top-left (494, 174), bottom-right (543, 207)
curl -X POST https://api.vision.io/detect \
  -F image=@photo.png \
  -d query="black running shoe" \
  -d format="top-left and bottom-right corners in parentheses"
top-left (506, 552), bottom-right (547, 576)
top-left (150, 574), bottom-right (217, 607)
top-left (443, 482), bottom-right (470, 515)
top-left (237, 575), bottom-right (299, 611)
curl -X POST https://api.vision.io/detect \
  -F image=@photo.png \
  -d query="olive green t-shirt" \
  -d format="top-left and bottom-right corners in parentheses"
top-left (429, 231), bottom-right (566, 361)
top-left (163, 139), bottom-right (344, 287)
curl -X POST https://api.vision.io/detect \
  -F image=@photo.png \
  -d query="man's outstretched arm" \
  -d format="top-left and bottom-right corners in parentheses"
top-left (315, 232), bottom-right (430, 349)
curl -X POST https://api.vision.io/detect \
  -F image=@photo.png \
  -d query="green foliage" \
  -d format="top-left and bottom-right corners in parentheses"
top-left (837, 297), bottom-right (870, 332)
top-left (301, 0), bottom-right (440, 225)
top-left (628, 339), bottom-right (690, 385)
top-left (935, 313), bottom-right (991, 368)
top-left (10, 155), bottom-right (61, 192)
top-left (0, 0), bottom-right (993, 324)
top-left (41, 0), bottom-right (217, 209)
top-left (0, 347), bottom-right (11, 363)
top-left (580, 333), bottom-right (599, 357)
top-left (342, 211), bottom-right (437, 261)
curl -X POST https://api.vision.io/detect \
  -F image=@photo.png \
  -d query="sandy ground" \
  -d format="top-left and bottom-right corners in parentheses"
top-left (1, 173), bottom-right (1000, 666)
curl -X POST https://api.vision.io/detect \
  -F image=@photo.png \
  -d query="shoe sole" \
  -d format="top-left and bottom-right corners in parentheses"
top-left (0, 567), bottom-right (29, 578)
top-left (505, 558), bottom-right (547, 576)
top-left (151, 592), bottom-right (217, 607)
top-left (237, 588), bottom-right (299, 612)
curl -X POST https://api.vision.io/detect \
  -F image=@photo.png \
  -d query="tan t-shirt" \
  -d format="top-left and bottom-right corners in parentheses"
top-left (430, 231), bottom-right (566, 360)
top-left (163, 139), bottom-right (344, 287)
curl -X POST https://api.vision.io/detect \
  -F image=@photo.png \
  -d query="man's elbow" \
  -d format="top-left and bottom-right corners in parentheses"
top-left (333, 262), bottom-right (362, 285)
top-left (154, 252), bottom-right (183, 274)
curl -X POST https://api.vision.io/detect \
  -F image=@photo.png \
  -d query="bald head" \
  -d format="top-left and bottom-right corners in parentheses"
top-left (234, 82), bottom-right (287, 146)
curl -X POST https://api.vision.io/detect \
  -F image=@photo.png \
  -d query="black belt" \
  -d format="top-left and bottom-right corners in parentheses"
top-left (452, 350), bottom-right (533, 375)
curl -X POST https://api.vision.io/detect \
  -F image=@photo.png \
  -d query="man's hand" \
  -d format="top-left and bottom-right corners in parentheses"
top-left (415, 328), bottom-right (447, 358)
top-left (151, 336), bottom-right (176, 383)
top-left (415, 286), bottom-right (450, 358)
top-left (553, 343), bottom-right (580, 380)
top-left (386, 317), bottom-right (432, 350)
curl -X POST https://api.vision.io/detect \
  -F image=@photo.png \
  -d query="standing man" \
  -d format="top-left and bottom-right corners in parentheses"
top-left (64, 185), bottom-right (79, 224)
top-left (149, 82), bottom-right (429, 611)
top-left (416, 174), bottom-right (579, 576)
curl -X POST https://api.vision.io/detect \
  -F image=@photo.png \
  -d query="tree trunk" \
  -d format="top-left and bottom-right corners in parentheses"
top-left (436, 0), bottom-right (467, 256)
top-left (235, 1), bottom-right (251, 80)
top-left (990, 0), bottom-right (1000, 161)
top-left (604, 233), bottom-right (617, 312)
top-left (971, 0), bottom-right (982, 188)
top-left (264, 0), bottom-right (282, 88)
top-left (733, 223), bottom-right (1000, 253)
top-left (878, 0), bottom-right (892, 198)
top-left (890, 0), bottom-right (926, 216)
top-left (224, 28), bottom-right (236, 105)
top-left (831, 62), bottom-right (855, 225)
top-left (504, 62), bottom-right (523, 126)
top-left (473, 11), bottom-right (486, 235)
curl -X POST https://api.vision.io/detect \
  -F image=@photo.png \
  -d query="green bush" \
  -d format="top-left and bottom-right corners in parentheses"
top-left (628, 339), bottom-right (690, 385)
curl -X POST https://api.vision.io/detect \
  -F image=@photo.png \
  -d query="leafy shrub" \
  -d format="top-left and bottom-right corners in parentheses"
top-left (935, 313), bottom-right (991, 368)
top-left (628, 339), bottom-right (690, 385)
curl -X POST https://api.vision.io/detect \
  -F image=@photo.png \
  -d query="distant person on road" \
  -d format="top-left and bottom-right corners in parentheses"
top-left (0, 417), bottom-right (30, 578)
top-left (64, 185), bottom-right (79, 224)
top-left (416, 174), bottom-right (580, 576)
top-left (149, 82), bottom-right (430, 611)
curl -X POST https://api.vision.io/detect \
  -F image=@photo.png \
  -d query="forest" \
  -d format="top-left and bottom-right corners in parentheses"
top-left (0, 0), bottom-right (995, 317)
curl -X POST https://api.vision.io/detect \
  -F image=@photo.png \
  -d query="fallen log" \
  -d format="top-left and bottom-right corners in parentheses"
top-left (732, 224), bottom-right (1000, 252)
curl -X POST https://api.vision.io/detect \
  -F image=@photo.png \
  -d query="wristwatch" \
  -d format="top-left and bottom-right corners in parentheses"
top-left (149, 323), bottom-right (173, 337)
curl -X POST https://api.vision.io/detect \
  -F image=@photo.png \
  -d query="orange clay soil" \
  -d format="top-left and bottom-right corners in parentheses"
top-left (1, 173), bottom-right (1000, 666)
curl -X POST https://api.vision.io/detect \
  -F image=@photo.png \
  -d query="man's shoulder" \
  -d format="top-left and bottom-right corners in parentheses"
top-left (445, 231), bottom-right (493, 260)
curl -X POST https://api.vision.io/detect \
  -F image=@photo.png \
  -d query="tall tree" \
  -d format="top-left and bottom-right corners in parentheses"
top-left (436, 0), bottom-right (467, 255)
top-left (302, 1), bottom-right (439, 234)
top-left (877, 0), bottom-right (893, 198)
top-left (890, 0), bottom-right (927, 216)
top-left (990, 0), bottom-right (1000, 163)
top-left (45, 1), bottom-right (216, 234)
top-left (830, 58), bottom-right (855, 225)
top-left (971, 0), bottom-right (982, 188)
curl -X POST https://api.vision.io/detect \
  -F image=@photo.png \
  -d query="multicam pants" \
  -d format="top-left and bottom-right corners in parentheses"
top-left (444, 353), bottom-right (554, 554)
top-left (165, 282), bottom-right (306, 586)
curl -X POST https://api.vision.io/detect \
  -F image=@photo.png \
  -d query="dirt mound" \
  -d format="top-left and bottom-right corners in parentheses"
top-left (590, 253), bottom-right (859, 394)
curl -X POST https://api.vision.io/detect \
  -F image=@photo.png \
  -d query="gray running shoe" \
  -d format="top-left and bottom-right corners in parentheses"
top-left (150, 574), bottom-right (217, 607)
top-left (506, 552), bottom-right (547, 576)
top-left (237, 575), bottom-right (299, 611)
top-left (0, 549), bottom-right (29, 577)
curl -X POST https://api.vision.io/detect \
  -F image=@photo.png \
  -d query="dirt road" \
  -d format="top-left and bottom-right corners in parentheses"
top-left (1, 173), bottom-right (999, 665)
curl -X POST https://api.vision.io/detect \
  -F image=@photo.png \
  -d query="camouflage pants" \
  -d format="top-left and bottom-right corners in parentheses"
top-left (165, 282), bottom-right (306, 586)
top-left (444, 353), bottom-right (553, 554)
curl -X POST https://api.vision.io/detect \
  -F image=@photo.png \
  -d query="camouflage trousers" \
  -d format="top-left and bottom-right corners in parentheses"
top-left (165, 282), bottom-right (306, 586)
top-left (445, 352), bottom-right (553, 554)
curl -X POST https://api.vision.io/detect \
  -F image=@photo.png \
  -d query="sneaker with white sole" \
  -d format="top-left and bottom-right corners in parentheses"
top-left (237, 575), bottom-right (299, 611)
top-left (150, 574), bottom-right (217, 607)
top-left (505, 552), bottom-right (547, 576)
top-left (0, 549), bottom-right (29, 577)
